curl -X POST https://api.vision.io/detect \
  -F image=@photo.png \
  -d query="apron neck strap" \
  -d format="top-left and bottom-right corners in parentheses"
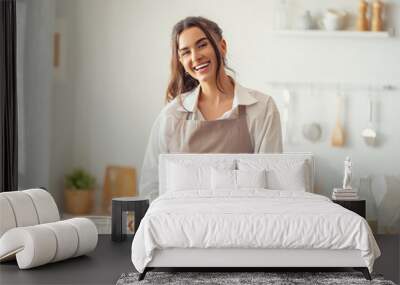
top-left (186, 105), bottom-right (246, 120)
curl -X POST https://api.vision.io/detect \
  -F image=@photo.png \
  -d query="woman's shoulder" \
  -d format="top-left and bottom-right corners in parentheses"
top-left (241, 85), bottom-right (278, 113)
top-left (158, 92), bottom-right (191, 119)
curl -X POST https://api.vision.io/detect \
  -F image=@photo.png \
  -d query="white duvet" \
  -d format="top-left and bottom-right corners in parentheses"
top-left (131, 190), bottom-right (380, 273)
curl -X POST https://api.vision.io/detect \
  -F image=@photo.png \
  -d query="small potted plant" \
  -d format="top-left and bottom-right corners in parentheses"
top-left (64, 168), bottom-right (96, 215)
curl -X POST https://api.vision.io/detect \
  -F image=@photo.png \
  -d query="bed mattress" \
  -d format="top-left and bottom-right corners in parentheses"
top-left (131, 189), bottom-right (380, 273)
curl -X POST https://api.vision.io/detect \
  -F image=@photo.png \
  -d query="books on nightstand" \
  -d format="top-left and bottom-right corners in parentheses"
top-left (332, 188), bottom-right (359, 200)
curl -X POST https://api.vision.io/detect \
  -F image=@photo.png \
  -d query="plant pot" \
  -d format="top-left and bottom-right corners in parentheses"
top-left (64, 188), bottom-right (94, 215)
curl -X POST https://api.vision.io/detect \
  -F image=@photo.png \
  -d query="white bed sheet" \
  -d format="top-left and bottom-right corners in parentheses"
top-left (131, 189), bottom-right (380, 273)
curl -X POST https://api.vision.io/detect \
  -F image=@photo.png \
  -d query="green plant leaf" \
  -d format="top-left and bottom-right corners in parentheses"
top-left (65, 168), bottom-right (96, 190)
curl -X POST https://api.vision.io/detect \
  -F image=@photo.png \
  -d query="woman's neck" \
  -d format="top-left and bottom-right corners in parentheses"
top-left (199, 73), bottom-right (234, 105)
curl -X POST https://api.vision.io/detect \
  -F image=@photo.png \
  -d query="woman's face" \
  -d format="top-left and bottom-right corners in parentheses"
top-left (178, 27), bottom-right (226, 83)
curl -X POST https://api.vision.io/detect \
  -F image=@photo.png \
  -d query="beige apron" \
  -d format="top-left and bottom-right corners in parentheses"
top-left (169, 105), bottom-right (253, 153)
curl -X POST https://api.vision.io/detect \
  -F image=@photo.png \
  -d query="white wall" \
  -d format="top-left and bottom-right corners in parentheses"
top-left (46, 0), bottom-right (400, 231)
top-left (49, 0), bottom-right (78, 207)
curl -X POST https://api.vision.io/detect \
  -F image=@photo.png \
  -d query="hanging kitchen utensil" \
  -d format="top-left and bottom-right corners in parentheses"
top-left (302, 84), bottom-right (322, 143)
top-left (362, 88), bottom-right (377, 146)
top-left (303, 123), bottom-right (322, 142)
top-left (331, 86), bottom-right (345, 147)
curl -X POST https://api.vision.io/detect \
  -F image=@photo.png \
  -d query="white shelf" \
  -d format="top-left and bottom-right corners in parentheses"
top-left (62, 213), bottom-right (111, 235)
top-left (265, 81), bottom-right (398, 92)
top-left (271, 29), bottom-right (395, 38)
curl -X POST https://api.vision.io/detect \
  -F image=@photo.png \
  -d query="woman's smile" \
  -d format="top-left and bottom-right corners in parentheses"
top-left (193, 61), bottom-right (211, 73)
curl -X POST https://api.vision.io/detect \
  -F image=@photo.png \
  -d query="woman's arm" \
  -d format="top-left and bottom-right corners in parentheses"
top-left (139, 113), bottom-right (170, 201)
top-left (256, 97), bottom-right (283, 153)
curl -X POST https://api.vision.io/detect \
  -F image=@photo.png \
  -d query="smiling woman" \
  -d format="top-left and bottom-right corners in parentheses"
top-left (166, 17), bottom-right (231, 104)
top-left (140, 16), bottom-right (283, 200)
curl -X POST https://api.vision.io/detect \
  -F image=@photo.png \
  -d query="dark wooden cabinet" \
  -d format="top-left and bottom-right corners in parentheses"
top-left (332, 199), bottom-right (366, 218)
top-left (111, 197), bottom-right (149, 242)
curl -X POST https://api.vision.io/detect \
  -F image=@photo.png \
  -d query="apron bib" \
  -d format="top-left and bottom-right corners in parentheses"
top-left (169, 105), bottom-right (253, 153)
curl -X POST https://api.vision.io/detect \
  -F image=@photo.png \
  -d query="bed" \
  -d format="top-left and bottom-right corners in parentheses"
top-left (131, 153), bottom-right (380, 280)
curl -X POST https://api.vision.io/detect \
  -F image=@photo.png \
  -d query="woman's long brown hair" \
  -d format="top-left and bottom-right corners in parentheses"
top-left (166, 16), bottom-right (234, 103)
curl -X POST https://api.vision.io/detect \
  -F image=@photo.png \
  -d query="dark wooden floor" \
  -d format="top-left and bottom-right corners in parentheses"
top-left (0, 235), bottom-right (398, 285)
top-left (0, 236), bottom-right (134, 285)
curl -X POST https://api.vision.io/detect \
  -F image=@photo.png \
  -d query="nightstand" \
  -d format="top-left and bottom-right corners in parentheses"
top-left (111, 197), bottom-right (149, 242)
top-left (332, 199), bottom-right (366, 218)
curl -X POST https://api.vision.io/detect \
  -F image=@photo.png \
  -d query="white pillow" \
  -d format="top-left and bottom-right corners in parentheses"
top-left (211, 168), bottom-right (236, 190)
top-left (167, 162), bottom-right (210, 191)
top-left (211, 169), bottom-right (268, 190)
top-left (166, 159), bottom-right (236, 191)
top-left (237, 169), bottom-right (267, 189)
top-left (268, 162), bottom-right (306, 191)
top-left (238, 159), bottom-right (308, 191)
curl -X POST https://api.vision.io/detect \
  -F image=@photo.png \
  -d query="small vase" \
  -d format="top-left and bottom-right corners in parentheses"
top-left (296, 10), bottom-right (313, 30)
top-left (64, 188), bottom-right (94, 215)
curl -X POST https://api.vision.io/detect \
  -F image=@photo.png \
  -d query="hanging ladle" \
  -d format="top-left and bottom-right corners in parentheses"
top-left (361, 89), bottom-right (377, 146)
top-left (302, 83), bottom-right (322, 143)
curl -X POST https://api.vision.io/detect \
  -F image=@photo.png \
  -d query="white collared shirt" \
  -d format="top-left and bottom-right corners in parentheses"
top-left (140, 81), bottom-right (283, 200)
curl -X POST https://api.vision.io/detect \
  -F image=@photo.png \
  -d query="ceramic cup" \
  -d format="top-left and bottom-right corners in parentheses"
top-left (320, 9), bottom-right (347, 31)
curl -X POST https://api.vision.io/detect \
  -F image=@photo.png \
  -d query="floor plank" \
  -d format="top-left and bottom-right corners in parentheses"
top-left (0, 236), bottom-right (134, 285)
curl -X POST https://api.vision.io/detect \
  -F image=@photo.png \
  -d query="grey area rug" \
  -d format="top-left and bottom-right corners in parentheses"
top-left (116, 271), bottom-right (396, 285)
